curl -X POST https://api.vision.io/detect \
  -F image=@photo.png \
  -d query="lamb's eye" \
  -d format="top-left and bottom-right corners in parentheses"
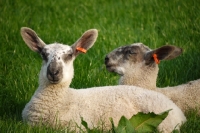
top-left (41, 51), bottom-right (48, 61)
top-left (68, 53), bottom-right (73, 58)
top-left (63, 54), bottom-right (73, 62)
top-left (127, 50), bottom-right (137, 55)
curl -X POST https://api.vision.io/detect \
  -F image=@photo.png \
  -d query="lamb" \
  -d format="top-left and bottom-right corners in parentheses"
top-left (105, 43), bottom-right (200, 114)
top-left (21, 27), bottom-right (186, 133)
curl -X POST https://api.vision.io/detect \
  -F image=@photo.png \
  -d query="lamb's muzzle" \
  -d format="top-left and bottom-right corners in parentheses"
top-left (47, 61), bottom-right (63, 83)
top-left (104, 56), bottom-right (112, 71)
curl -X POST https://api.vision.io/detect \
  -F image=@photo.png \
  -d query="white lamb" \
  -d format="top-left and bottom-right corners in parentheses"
top-left (21, 27), bottom-right (186, 133)
top-left (105, 43), bottom-right (200, 114)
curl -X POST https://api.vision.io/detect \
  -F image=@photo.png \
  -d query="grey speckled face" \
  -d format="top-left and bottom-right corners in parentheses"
top-left (41, 44), bottom-right (73, 84)
top-left (105, 43), bottom-right (151, 74)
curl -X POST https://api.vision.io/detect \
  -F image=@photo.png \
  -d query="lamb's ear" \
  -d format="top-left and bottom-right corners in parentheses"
top-left (144, 45), bottom-right (183, 65)
top-left (71, 29), bottom-right (98, 56)
top-left (21, 27), bottom-right (46, 52)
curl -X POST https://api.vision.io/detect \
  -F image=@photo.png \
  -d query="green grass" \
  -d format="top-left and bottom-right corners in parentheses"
top-left (0, 0), bottom-right (200, 132)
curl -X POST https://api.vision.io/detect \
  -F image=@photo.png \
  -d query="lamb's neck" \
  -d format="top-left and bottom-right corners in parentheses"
top-left (119, 65), bottom-right (158, 90)
top-left (35, 79), bottom-right (72, 101)
top-left (34, 72), bottom-right (73, 104)
top-left (39, 81), bottom-right (71, 90)
top-left (24, 82), bottom-right (72, 126)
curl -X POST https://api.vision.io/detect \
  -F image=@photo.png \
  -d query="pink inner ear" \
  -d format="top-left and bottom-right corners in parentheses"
top-left (25, 32), bottom-right (33, 40)
top-left (76, 41), bottom-right (87, 49)
top-left (32, 46), bottom-right (39, 51)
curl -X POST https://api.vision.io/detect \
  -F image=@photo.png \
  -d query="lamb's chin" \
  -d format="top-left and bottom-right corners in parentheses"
top-left (106, 66), bottom-right (123, 76)
top-left (49, 80), bottom-right (61, 84)
top-left (105, 64), bottom-right (115, 71)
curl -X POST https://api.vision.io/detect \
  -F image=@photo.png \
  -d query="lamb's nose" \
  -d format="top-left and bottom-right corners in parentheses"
top-left (47, 66), bottom-right (60, 80)
top-left (49, 69), bottom-right (59, 76)
top-left (105, 56), bottom-right (109, 64)
top-left (47, 61), bottom-right (63, 83)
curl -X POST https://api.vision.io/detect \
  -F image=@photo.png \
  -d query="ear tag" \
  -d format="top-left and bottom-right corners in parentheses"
top-left (153, 54), bottom-right (160, 64)
top-left (76, 47), bottom-right (87, 53)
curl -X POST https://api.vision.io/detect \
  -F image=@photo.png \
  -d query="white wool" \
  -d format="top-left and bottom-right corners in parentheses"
top-left (22, 84), bottom-right (186, 133)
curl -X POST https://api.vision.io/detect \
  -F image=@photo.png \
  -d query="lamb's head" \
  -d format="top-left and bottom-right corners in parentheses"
top-left (105, 43), bottom-right (182, 87)
top-left (21, 27), bottom-right (98, 85)
top-left (105, 43), bottom-right (151, 75)
top-left (105, 43), bottom-right (182, 75)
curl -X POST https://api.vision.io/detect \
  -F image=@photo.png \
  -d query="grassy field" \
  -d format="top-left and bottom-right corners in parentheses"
top-left (0, 0), bottom-right (200, 132)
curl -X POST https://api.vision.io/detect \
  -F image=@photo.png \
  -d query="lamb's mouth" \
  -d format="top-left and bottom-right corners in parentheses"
top-left (47, 77), bottom-right (62, 84)
top-left (105, 64), bottom-right (116, 72)
top-left (49, 79), bottom-right (61, 84)
top-left (105, 64), bottom-right (123, 76)
top-left (47, 71), bottom-right (63, 84)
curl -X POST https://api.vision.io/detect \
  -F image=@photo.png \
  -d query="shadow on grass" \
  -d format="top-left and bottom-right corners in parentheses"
top-left (0, 86), bottom-right (26, 122)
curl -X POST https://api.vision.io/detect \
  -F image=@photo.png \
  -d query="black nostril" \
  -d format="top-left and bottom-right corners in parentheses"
top-left (53, 70), bottom-right (59, 76)
top-left (49, 70), bottom-right (59, 77)
top-left (105, 56), bottom-right (109, 63)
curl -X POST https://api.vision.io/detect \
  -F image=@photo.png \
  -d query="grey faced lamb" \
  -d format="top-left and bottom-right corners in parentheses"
top-left (21, 28), bottom-right (186, 133)
top-left (105, 43), bottom-right (200, 113)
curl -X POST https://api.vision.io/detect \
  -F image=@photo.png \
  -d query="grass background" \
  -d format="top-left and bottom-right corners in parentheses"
top-left (0, 0), bottom-right (200, 132)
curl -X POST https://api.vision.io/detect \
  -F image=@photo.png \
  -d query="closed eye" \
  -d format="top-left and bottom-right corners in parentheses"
top-left (127, 50), bottom-right (137, 55)
top-left (40, 51), bottom-right (48, 61)
top-left (63, 54), bottom-right (73, 62)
